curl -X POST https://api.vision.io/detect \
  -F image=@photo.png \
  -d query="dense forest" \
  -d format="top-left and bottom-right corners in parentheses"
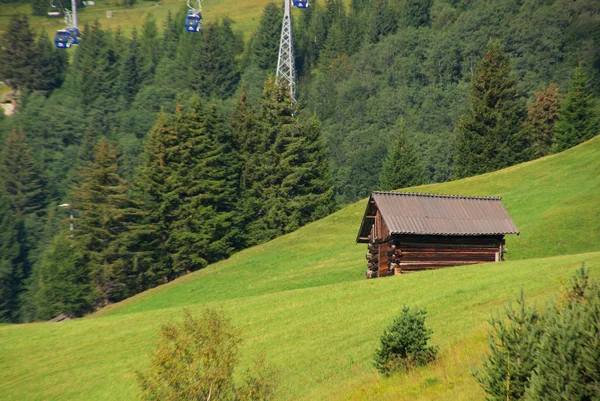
top-left (0, 0), bottom-right (598, 323)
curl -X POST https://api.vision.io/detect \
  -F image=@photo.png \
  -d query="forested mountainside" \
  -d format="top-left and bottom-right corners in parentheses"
top-left (0, 0), bottom-right (598, 323)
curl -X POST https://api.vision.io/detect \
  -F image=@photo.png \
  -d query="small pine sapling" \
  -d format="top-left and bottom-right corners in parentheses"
top-left (374, 305), bottom-right (438, 375)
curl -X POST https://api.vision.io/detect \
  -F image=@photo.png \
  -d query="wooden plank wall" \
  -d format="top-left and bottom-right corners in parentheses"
top-left (390, 236), bottom-right (504, 273)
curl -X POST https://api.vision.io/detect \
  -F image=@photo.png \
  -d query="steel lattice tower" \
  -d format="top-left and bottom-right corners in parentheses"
top-left (276, 0), bottom-right (296, 102)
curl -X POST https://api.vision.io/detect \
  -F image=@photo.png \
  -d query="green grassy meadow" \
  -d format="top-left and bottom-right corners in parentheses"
top-left (1, 136), bottom-right (599, 400)
top-left (0, 0), bottom-right (282, 40)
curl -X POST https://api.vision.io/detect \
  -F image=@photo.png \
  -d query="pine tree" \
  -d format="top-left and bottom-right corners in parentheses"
top-left (30, 234), bottom-right (93, 320)
top-left (379, 121), bottom-right (425, 190)
top-left (239, 76), bottom-right (335, 244)
top-left (523, 83), bottom-right (562, 159)
top-left (553, 64), bottom-right (599, 152)
top-left (366, 0), bottom-right (398, 44)
top-left (137, 100), bottom-right (239, 279)
top-left (401, 0), bottom-right (433, 28)
top-left (30, 31), bottom-right (68, 93)
top-left (477, 292), bottom-right (543, 401)
top-left (248, 3), bottom-right (283, 70)
top-left (453, 41), bottom-right (527, 179)
top-left (118, 28), bottom-right (143, 106)
top-left (0, 14), bottom-right (36, 108)
top-left (0, 195), bottom-right (22, 322)
top-left (72, 140), bottom-right (150, 307)
top-left (192, 19), bottom-right (243, 99)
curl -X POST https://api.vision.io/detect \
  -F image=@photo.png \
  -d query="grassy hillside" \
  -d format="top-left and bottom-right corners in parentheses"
top-left (0, 136), bottom-right (599, 400)
top-left (0, 0), bottom-right (277, 39)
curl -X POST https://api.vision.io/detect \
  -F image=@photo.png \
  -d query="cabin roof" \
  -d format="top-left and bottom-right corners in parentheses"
top-left (356, 191), bottom-right (520, 242)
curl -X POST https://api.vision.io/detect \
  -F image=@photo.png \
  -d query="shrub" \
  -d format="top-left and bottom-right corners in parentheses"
top-left (374, 305), bottom-right (438, 375)
top-left (478, 266), bottom-right (600, 401)
top-left (138, 308), bottom-right (277, 401)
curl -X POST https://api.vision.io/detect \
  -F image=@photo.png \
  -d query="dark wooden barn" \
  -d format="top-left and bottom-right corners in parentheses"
top-left (356, 192), bottom-right (519, 278)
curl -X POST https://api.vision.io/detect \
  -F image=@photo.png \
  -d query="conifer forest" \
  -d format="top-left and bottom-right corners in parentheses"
top-left (0, 0), bottom-right (599, 323)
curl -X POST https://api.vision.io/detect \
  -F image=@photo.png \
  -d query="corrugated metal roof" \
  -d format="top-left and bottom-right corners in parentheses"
top-left (358, 191), bottom-right (519, 240)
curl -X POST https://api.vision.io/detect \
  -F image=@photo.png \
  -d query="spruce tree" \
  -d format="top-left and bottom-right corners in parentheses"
top-left (137, 100), bottom-right (239, 279)
top-left (239, 76), bottom-right (335, 244)
top-left (248, 3), bottom-right (283, 70)
top-left (453, 41), bottom-right (527, 179)
top-left (72, 140), bottom-right (150, 307)
top-left (0, 195), bottom-right (22, 322)
top-left (477, 292), bottom-right (543, 401)
top-left (30, 234), bottom-right (93, 320)
top-left (553, 64), bottom-right (599, 152)
top-left (379, 121), bottom-right (425, 190)
top-left (0, 130), bottom-right (45, 321)
top-left (523, 83), bottom-right (562, 159)
top-left (0, 14), bottom-right (36, 107)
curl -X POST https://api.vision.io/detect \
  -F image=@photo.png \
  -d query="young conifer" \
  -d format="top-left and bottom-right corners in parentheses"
top-left (71, 140), bottom-right (149, 306)
top-left (453, 41), bottom-right (527, 178)
top-left (523, 83), bottom-right (562, 159)
top-left (553, 64), bottom-right (599, 152)
top-left (379, 120), bottom-right (424, 190)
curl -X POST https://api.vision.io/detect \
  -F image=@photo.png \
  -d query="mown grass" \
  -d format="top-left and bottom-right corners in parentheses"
top-left (0, 0), bottom-right (277, 39)
top-left (0, 136), bottom-right (599, 400)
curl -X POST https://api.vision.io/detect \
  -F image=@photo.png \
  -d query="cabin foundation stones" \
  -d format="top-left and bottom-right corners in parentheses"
top-left (357, 192), bottom-right (519, 278)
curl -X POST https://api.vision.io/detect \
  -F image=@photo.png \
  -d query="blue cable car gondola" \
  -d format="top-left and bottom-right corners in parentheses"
top-left (54, 27), bottom-right (79, 48)
top-left (292, 0), bottom-right (309, 8)
top-left (185, 10), bottom-right (202, 32)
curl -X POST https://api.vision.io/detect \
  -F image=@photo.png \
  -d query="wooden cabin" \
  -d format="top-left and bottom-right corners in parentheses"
top-left (356, 192), bottom-right (519, 278)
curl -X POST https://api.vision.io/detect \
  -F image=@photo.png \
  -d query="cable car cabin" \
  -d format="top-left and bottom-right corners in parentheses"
top-left (54, 27), bottom-right (80, 49)
top-left (185, 11), bottom-right (202, 32)
top-left (357, 192), bottom-right (520, 278)
top-left (292, 0), bottom-right (310, 8)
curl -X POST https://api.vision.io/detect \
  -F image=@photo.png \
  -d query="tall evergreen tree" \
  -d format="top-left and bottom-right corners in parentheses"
top-left (553, 64), bottom-right (599, 152)
top-left (0, 130), bottom-right (44, 322)
top-left (137, 100), bottom-right (239, 279)
top-left (0, 14), bottom-right (36, 108)
top-left (239, 76), bottom-right (335, 244)
top-left (29, 233), bottom-right (93, 320)
top-left (248, 3), bottom-right (283, 70)
top-left (191, 19), bottom-right (243, 99)
top-left (0, 195), bottom-right (22, 322)
top-left (379, 121), bottom-right (425, 190)
top-left (71, 140), bottom-right (150, 307)
top-left (523, 83), bottom-right (562, 159)
top-left (453, 41), bottom-right (527, 179)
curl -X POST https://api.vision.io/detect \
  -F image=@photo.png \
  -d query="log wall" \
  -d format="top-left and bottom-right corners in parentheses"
top-left (366, 234), bottom-right (505, 278)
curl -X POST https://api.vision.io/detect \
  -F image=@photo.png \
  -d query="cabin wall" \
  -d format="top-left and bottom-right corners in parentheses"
top-left (389, 235), bottom-right (505, 273)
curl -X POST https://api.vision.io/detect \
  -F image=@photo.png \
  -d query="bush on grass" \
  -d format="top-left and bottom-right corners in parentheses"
top-left (374, 305), bottom-right (438, 375)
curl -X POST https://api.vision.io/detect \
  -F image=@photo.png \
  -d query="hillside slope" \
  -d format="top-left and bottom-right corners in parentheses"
top-left (0, 137), bottom-right (599, 400)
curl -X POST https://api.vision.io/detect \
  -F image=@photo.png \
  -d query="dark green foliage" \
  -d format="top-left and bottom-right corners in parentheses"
top-left (453, 41), bottom-right (527, 179)
top-left (401, 0), bottom-right (433, 28)
top-left (477, 291), bottom-right (543, 401)
top-left (248, 3), bottom-right (282, 70)
top-left (553, 65), bottom-right (599, 153)
top-left (71, 140), bottom-right (150, 307)
top-left (374, 305), bottom-right (438, 376)
top-left (31, 0), bottom-right (49, 16)
top-left (0, 130), bottom-right (45, 322)
top-left (137, 99), bottom-right (239, 280)
top-left (479, 268), bottom-right (600, 400)
top-left (366, 0), bottom-right (398, 44)
top-left (0, 195), bottom-right (22, 322)
top-left (29, 234), bottom-right (93, 320)
top-left (525, 268), bottom-right (600, 400)
top-left (379, 121), bottom-right (425, 190)
top-left (238, 77), bottom-right (335, 245)
top-left (523, 83), bottom-right (562, 159)
top-left (0, 14), bottom-right (36, 106)
top-left (138, 309), bottom-right (278, 401)
top-left (191, 19), bottom-right (244, 99)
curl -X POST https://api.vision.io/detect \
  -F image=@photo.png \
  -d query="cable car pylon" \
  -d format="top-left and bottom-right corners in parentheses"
top-left (276, 0), bottom-right (296, 103)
